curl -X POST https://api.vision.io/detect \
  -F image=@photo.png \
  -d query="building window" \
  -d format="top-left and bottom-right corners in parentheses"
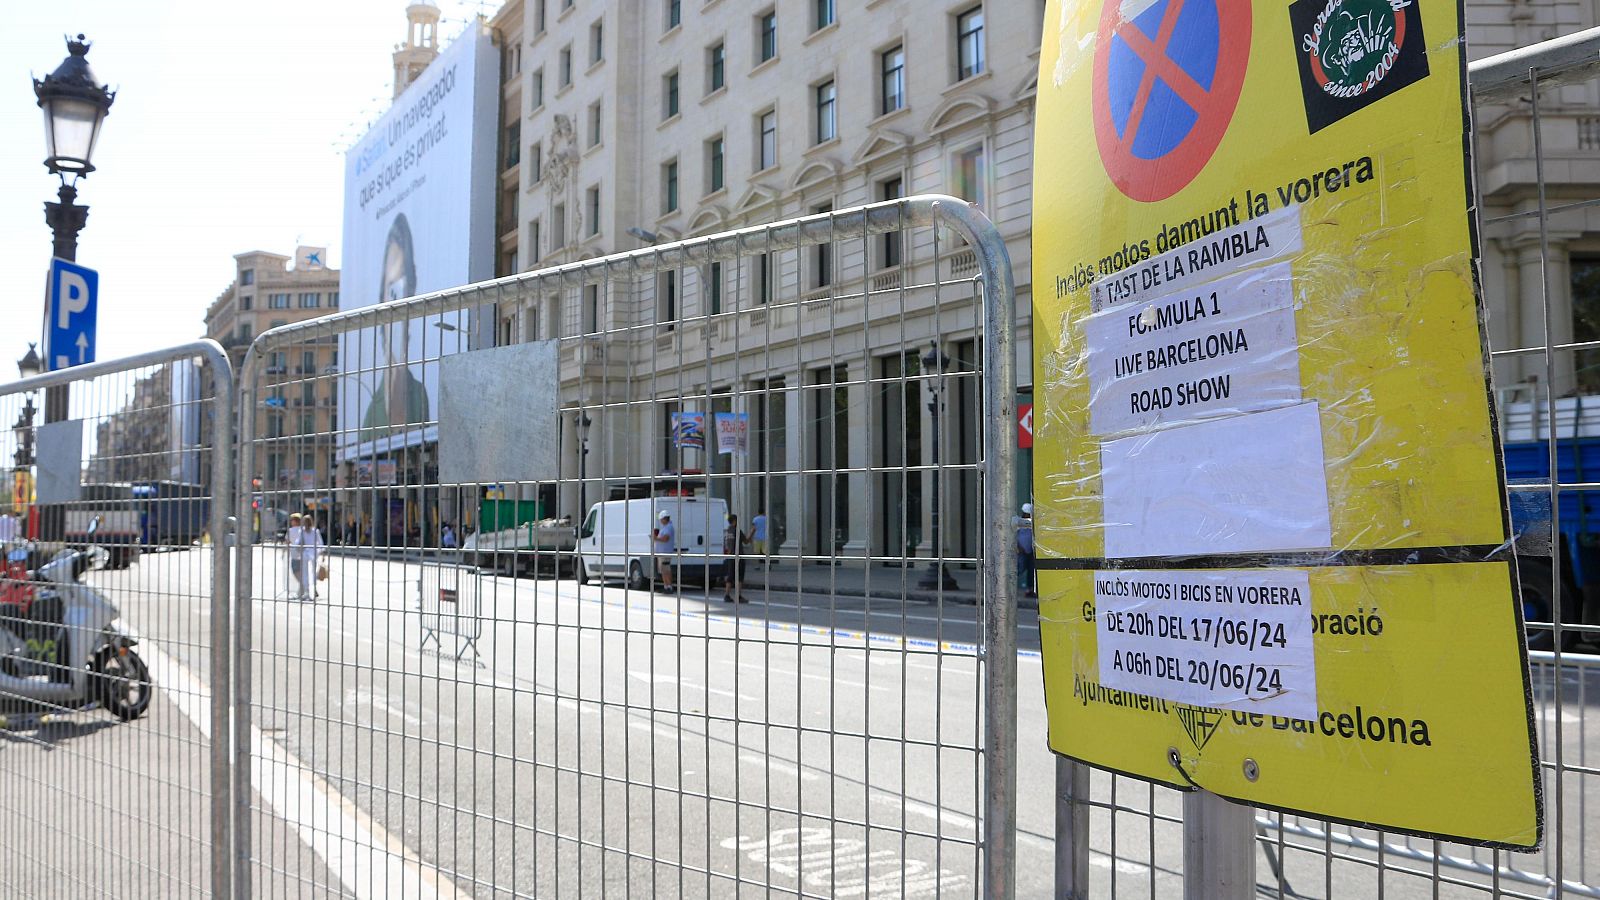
top-left (707, 261), bottom-right (723, 315)
top-left (238, 323), bottom-right (252, 342)
top-left (301, 350), bottom-right (315, 374)
top-left (1574, 258), bottom-right (1600, 392)
top-left (562, 0), bottom-right (572, 9)
top-left (659, 270), bottom-right (678, 328)
top-left (814, 0), bottom-right (835, 31)
top-left (957, 6), bottom-right (985, 81)
top-left (758, 9), bottom-right (778, 63)
top-left (504, 120), bottom-right (521, 168)
top-left (586, 185), bottom-right (600, 236)
top-left (554, 203), bottom-right (567, 247)
top-left (241, 295), bottom-right (253, 311)
top-left (588, 101), bottom-right (602, 146)
top-left (500, 316), bottom-right (515, 346)
top-left (662, 160), bottom-right (680, 214)
top-left (812, 202), bottom-right (833, 288)
top-left (531, 68), bottom-right (544, 107)
top-left (708, 41), bottom-right (726, 93)
top-left (666, 0), bottom-right (680, 30)
top-left (757, 109), bottom-right (777, 170)
top-left (707, 136), bottom-right (725, 193)
top-left (589, 19), bottom-right (604, 64)
top-left (530, 141), bottom-right (543, 182)
top-left (240, 269), bottom-right (255, 286)
top-left (584, 283), bottom-right (600, 333)
top-left (530, 218), bottom-right (542, 264)
top-left (951, 144), bottom-right (987, 209)
top-left (328, 291), bottom-right (339, 308)
top-left (880, 176), bottom-right (904, 268)
top-left (814, 80), bottom-right (836, 143)
top-left (664, 70), bottom-right (680, 119)
top-left (298, 292), bottom-right (320, 308)
top-left (560, 46), bottom-right (573, 87)
top-left (268, 293), bottom-right (291, 309)
top-left (535, 0), bottom-right (547, 34)
top-left (757, 252), bottom-right (775, 303)
top-left (881, 45), bottom-right (905, 115)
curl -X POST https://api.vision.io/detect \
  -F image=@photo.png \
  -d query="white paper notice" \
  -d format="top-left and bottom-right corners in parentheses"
top-left (1101, 401), bottom-right (1332, 557)
top-left (1096, 568), bottom-right (1317, 720)
top-left (1085, 262), bottom-right (1302, 435)
top-left (1090, 205), bottom-right (1305, 313)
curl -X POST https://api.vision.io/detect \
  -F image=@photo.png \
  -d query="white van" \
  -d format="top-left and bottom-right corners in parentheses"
top-left (576, 496), bottom-right (728, 589)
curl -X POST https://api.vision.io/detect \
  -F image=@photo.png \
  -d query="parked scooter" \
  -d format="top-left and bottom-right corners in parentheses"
top-left (0, 516), bottom-right (151, 721)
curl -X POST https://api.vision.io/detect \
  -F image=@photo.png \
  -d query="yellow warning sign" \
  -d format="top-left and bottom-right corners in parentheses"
top-left (1031, 0), bottom-right (1540, 848)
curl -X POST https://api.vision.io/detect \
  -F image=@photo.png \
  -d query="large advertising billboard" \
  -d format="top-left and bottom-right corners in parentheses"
top-left (338, 24), bottom-right (497, 462)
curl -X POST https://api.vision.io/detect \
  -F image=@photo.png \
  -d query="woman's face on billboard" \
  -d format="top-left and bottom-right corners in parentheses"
top-left (382, 237), bottom-right (409, 304)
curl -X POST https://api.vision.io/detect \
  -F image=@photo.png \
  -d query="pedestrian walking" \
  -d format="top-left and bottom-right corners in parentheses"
top-left (1016, 503), bottom-right (1036, 598)
top-left (286, 513), bottom-right (306, 600)
top-left (441, 523), bottom-right (458, 549)
top-left (721, 514), bottom-right (751, 603)
top-left (652, 511), bottom-right (676, 592)
top-left (750, 510), bottom-right (769, 566)
top-left (300, 518), bottom-right (326, 601)
top-left (0, 512), bottom-right (18, 545)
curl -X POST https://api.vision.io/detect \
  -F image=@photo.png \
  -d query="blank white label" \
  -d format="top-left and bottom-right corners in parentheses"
top-left (1101, 402), bottom-right (1332, 558)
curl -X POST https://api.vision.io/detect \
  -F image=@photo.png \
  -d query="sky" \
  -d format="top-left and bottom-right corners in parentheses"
top-left (0, 0), bottom-right (487, 365)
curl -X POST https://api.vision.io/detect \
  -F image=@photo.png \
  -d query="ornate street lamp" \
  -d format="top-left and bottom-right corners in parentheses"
top-left (16, 344), bottom-right (42, 381)
top-left (919, 342), bottom-right (960, 591)
top-left (33, 35), bottom-right (114, 542)
top-left (35, 34), bottom-right (115, 179)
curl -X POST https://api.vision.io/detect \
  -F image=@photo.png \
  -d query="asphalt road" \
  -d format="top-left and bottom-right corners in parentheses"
top-left (5, 546), bottom-right (1594, 899)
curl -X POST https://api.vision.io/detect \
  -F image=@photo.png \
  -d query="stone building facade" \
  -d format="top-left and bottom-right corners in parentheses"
top-left (486, 0), bottom-right (1046, 560)
top-left (468, 0), bottom-right (1598, 558)
top-left (201, 248), bottom-right (342, 499)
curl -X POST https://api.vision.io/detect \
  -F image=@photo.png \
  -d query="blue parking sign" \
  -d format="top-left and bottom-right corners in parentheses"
top-left (46, 258), bottom-right (97, 371)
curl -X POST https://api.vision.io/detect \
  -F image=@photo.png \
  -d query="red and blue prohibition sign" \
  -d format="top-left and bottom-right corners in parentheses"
top-left (1092, 0), bottom-right (1250, 202)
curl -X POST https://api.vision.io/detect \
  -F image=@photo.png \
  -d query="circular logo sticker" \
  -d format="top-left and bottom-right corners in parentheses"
top-left (1303, 0), bottom-right (1407, 99)
top-left (1092, 0), bottom-right (1251, 203)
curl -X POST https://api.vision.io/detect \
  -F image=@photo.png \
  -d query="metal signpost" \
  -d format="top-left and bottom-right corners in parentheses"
top-left (1032, 0), bottom-right (1542, 894)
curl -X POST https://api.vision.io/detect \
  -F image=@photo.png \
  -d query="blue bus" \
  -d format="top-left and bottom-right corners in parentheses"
top-left (131, 481), bottom-right (210, 548)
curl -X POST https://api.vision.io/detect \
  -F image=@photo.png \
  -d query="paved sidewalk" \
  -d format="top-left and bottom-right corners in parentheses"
top-left (739, 559), bottom-right (1040, 609)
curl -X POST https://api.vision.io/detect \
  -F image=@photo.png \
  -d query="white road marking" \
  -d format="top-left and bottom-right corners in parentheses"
top-left (137, 634), bottom-right (469, 900)
top-left (722, 827), bottom-right (966, 898)
top-left (741, 752), bottom-right (820, 782)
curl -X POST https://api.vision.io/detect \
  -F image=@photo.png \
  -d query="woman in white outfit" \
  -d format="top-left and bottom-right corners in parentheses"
top-left (285, 514), bottom-right (305, 599)
top-left (300, 518), bottom-right (325, 601)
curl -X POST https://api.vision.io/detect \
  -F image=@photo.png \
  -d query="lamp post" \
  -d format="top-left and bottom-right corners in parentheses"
top-left (919, 341), bottom-right (960, 591)
top-left (576, 413), bottom-right (592, 519)
top-left (34, 34), bottom-right (114, 543)
top-left (14, 345), bottom-right (41, 470)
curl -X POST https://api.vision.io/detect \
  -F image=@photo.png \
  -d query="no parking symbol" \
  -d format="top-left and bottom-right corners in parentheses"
top-left (1092, 0), bottom-right (1251, 202)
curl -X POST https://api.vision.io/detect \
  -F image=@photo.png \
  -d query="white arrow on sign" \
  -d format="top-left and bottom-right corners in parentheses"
top-left (76, 333), bottom-right (89, 363)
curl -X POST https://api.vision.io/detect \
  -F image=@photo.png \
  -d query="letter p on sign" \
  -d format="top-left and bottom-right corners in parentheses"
top-left (56, 269), bottom-right (90, 329)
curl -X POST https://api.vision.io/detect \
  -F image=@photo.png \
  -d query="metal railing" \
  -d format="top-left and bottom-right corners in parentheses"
top-left (0, 340), bottom-right (234, 897)
top-left (231, 195), bottom-right (1020, 897)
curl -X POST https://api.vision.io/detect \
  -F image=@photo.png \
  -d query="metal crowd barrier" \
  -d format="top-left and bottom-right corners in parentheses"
top-left (232, 195), bottom-right (1020, 897)
top-left (0, 341), bottom-right (234, 897)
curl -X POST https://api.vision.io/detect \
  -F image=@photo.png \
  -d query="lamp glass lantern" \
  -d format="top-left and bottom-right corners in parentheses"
top-left (34, 35), bottom-right (115, 176)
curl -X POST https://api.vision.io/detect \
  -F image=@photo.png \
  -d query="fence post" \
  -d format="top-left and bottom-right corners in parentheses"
top-left (932, 196), bottom-right (1019, 900)
top-left (202, 341), bottom-right (236, 900)
top-left (1055, 758), bottom-right (1092, 897)
top-left (1183, 791), bottom-right (1255, 899)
